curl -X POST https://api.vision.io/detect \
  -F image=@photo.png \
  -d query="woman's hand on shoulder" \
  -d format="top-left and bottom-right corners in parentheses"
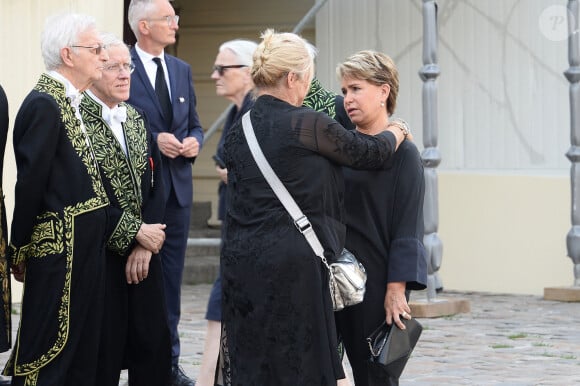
top-left (387, 118), bottom-right (413, 148)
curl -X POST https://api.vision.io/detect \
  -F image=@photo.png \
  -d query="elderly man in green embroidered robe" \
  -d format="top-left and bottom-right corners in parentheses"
top-left (80, 34), bottom-right (171, 386)
top-left (3, 13), bottom-right (110, 386)
top-left (0, 84), bottom-right (12, 386)
top-left (0, 83), bottom-right (11, 355)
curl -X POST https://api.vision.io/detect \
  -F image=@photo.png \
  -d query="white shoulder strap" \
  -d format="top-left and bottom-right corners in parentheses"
top-left (241, 111), bottom-right (326, 260)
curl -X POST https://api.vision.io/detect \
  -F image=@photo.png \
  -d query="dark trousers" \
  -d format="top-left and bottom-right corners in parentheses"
top-left (337, 307), bottom-right (399, 386)
top-left (161, 188), bottom-right (191, 365)
top-left (336, 283), bottom-right (410, 386)
top-left (96, 253), bottom-right (171, 386)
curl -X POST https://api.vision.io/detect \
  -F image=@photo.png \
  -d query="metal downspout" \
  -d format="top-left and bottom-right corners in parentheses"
top-left (419, 0), bottom-right (443, 301)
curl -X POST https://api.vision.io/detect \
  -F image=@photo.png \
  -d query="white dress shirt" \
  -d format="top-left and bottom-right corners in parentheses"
top-left (134, 44), bottom-right (172, 100)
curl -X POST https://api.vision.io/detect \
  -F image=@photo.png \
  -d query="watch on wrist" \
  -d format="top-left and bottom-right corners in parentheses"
top-left (389, 118), bottom-right (410, 139)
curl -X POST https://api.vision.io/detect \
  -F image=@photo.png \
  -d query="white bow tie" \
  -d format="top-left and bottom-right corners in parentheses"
top-left (106, 105), bottom-right (127, 126)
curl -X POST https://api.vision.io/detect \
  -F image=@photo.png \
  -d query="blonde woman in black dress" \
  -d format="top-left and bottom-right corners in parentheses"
top-left (219, 32), bottom-right (408, 385)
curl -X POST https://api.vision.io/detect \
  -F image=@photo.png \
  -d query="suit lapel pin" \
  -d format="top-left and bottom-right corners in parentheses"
top-left (179, 97), bottom-right (185, 103)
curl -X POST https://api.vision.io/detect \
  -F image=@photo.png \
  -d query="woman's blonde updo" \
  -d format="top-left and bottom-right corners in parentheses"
top-left (336, 50), bottom-right (399, 116)
top-left (251, 29), bottom-right (317, 89)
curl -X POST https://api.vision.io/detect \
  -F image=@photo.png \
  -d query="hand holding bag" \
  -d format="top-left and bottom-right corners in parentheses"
top-left (241, 111), bottom-right (366, 311)
top-left (367, 318), bottom-right (423, 378)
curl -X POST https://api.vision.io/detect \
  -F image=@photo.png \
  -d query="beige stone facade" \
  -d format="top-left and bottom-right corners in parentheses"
top-left (0, 0), bottom-right (575, 296)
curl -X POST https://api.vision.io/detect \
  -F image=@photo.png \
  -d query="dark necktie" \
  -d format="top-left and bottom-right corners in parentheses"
top-left (153, 57), bottom-right (173, 126)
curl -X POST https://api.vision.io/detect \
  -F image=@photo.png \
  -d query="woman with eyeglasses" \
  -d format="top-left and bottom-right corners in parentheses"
top-left (218, 30), bottom-right (408, 386)
top-left (196, 38), bottom-right (257, 386)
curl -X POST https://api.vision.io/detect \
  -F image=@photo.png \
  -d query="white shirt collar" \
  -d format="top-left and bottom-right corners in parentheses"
top-left (47, 70), bottom-right (83, 109)
top-left (135, 44), bottom-right (165, 64)
top-left (134, 44), bottom-right (169, 92)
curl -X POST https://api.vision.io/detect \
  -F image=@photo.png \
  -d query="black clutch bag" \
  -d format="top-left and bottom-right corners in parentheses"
top-left (366, 318), bottom-right (423, 378)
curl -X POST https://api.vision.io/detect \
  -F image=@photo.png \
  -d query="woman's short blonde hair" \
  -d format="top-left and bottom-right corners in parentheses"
top-left (336, 50), bottom-right (399, 116)
top-left (251, 29), bottom-right (317, 89)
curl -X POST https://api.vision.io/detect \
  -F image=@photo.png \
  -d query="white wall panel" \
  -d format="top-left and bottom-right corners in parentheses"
top-left (0, 0), bottom-right (123, 301)
top-left (317, 0), bottom-right (569, 172)
top-left (0, 0), bottom-right (123, 224)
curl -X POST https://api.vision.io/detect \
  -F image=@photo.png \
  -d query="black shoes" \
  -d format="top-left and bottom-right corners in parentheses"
top-left (169, 365), bottom-right (196, 386)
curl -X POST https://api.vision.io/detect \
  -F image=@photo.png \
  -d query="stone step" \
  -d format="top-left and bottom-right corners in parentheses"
top-left (183, 254), bottom-right (219, 285)
top-left (186, 242), bottom-right (220, 259)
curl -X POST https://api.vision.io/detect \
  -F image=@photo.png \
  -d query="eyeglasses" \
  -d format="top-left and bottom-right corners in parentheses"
top-left (70, 44), bottom-right (107, 55)
top-left (148, 15), bottom-right (180, 26)
top-left (212, 65), bottom-right (248, 76)
top-left (103, 62), bottom-right (136, 74)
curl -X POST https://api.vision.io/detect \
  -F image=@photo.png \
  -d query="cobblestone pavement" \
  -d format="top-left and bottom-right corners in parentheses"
top-left (2, 285), bottom-right (580, 385)
top-left (404, 291), bottom-right (580, 385)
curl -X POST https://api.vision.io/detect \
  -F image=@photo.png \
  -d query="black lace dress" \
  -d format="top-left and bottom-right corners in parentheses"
top-left (220, 94), bottom-right (397, 385)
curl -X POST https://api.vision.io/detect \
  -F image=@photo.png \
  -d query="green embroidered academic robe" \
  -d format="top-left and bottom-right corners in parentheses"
top-left (3, 74), bottom-right (110, 382)
top-left (81, 94), bottom-right (171, 385)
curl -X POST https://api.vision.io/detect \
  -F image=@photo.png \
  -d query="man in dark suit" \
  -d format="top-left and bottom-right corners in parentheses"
top-left (81, 34), bottom-right (171, 386)
top-left (127, 1), bottom-right (204, 385)
top-left (2, 13), bottom-right (111, 386)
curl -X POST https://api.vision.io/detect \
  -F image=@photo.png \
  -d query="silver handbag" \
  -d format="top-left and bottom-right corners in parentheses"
top-left (242, 111), bottom-right (366, 311)
top-left (331, 248), bottom-right (367, 311)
